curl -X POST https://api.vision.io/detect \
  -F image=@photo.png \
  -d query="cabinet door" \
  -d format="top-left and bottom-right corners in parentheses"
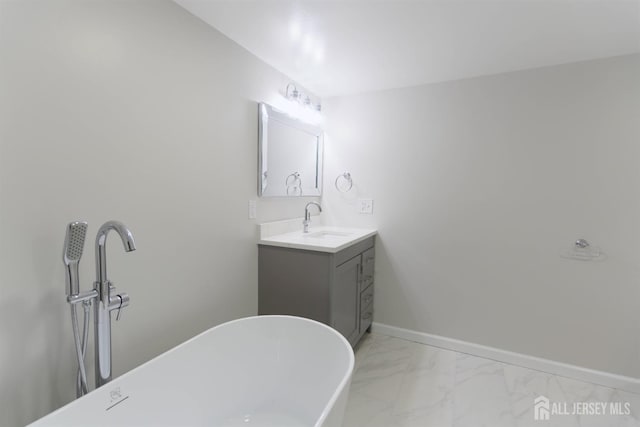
top-left (332, 256), bottom-right (360, 343)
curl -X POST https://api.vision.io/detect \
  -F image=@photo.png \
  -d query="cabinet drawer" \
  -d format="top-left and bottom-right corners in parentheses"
top-left (360, 284), bottom-right (374, 311)
top-left (335, 237), bottom-right (375, 266)
top-left (360, 302), bottom-right (373, 333)
top-left (362, 247), bottom-right (375, 278)
top-left (360, 275), bottom-right (374, 293)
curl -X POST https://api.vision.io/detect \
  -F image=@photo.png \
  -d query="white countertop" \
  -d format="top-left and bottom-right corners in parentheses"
top-left (258, 225), bottom-right (377, 253)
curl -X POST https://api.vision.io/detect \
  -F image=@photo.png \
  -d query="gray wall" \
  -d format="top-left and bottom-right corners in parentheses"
top-left (323, 54), bottom-right (640, 379)
top-left (0, 1), bottom-right (317, 425)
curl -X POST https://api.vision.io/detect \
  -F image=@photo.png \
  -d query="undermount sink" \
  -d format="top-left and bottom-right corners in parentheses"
top-left (306, 231), bottom-right (353, 239)
top-left (258, 221), bottom-right (377, 253)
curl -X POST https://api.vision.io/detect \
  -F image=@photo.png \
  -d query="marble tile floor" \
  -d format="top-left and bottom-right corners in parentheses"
top-left (343, 333), bottom-right (640, 427)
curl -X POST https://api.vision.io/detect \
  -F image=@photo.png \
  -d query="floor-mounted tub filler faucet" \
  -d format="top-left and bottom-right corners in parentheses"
top-left (303, 201), bottom-right (322, 233)
top-left (94, 221), bottom-right (136, 387)
top-left (63, 220), bottom-right (136, 397)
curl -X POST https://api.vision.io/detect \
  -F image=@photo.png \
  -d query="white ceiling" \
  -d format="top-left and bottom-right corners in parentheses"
top-left (175, 0), bottom-right (640, 98)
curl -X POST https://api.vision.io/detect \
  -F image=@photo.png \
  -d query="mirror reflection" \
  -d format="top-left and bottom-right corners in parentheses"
top-left (258, 103), bottom-right (323, 197)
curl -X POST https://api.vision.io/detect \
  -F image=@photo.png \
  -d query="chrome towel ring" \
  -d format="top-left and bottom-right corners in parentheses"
top-left (335, 172), bottom-right (353, 193)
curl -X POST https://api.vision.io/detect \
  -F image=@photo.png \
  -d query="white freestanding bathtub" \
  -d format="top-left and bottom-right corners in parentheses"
top-left (30, 315), bottom-right (354, 427)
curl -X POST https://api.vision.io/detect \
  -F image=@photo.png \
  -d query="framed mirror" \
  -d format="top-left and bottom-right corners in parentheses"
top-left (258, 102), bottom-right (324, 197)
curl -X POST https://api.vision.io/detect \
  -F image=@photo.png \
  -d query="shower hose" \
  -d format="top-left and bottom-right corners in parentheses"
top-left (70, 301), bottom-right (90, 397)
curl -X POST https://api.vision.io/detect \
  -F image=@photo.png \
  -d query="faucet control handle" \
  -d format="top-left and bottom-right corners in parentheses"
top-left (114, 292), bottom-right (130, 321)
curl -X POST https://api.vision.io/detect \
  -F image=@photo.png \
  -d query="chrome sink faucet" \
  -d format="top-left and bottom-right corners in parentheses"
top-left (303, 202), bottom-right (322, 233)
top-left (94, 221), bottom-right (136, 387)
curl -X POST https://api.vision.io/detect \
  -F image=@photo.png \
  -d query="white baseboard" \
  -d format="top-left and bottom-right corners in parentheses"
top-left (371, 322), bottom-right (640, 394)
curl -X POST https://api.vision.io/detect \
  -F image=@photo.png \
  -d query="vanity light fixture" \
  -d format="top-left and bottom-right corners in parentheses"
top-left (286, 83), bottom-right (322, 112)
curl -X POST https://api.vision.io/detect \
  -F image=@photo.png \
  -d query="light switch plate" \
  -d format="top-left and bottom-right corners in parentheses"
top-left (248, 200), bottom-right (257, 219)
top-left (358, 199), bottom-right (374, 214)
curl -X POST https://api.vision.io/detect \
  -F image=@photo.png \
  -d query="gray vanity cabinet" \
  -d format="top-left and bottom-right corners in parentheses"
top-left (258, 236), bottom-right (375, 347)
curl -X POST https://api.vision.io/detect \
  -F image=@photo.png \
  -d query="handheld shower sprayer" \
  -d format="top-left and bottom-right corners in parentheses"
top-left (63, 221), bottom-right (88, 297)
top-left (63, 221), bottom-right (92, 397)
